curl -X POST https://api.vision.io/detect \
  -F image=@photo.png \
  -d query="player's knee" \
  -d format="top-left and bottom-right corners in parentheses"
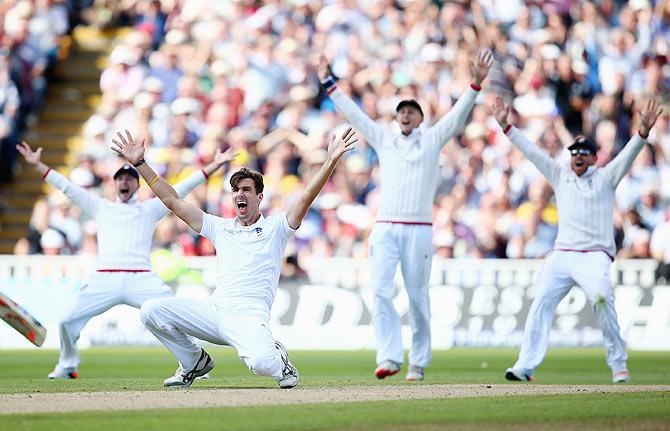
top-left (139, 299), bottom-right (161, 326)
top-left (245, 350), bottom-right (279, 376)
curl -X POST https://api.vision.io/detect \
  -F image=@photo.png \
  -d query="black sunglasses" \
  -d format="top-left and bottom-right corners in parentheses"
top-left (570, 148), bottom-right (594, 156)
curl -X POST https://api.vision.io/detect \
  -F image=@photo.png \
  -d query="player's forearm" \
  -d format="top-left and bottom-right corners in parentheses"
top-left (31, 161), bottom-right (50, 177)
top-left (506, 126), bottom-right (560, 184)
top-left (136, 163), bottom-right (181, 209)
top-left (287, 157), bottom-right (338, 229)
top-left (202, 159), bottom-right (225, 177)
top-left (604, 132), bottom-right (646, 186)
top-left (431, 86), bottom-right (478, 142)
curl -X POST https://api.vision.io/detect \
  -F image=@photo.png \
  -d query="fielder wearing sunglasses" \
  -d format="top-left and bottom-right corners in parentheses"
top-left (570, 148), bottom-right (594, 156)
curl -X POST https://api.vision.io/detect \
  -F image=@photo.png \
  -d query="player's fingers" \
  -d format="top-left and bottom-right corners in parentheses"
top-left (345, 138), bottom-right (358, 148)
top-left (341, 126), bottom-right (353, 140)
top-left (125, 129), bottom-right (133, 143)
top-left (346, 128), bottom-right (356, 141)
top-left (111, 139), bottom-right (123, 149)
top-left (116, 131), bottom-right (126, 145)
top-left (110, 146), bottom-right (122, 155)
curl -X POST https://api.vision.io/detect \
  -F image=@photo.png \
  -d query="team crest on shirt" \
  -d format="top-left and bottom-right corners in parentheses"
top-left (255, 227), bottom-right (263, 236)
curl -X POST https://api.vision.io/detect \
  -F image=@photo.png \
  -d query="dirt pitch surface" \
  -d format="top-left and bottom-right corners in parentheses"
top-left (2, 384), bottom-right (669, 415)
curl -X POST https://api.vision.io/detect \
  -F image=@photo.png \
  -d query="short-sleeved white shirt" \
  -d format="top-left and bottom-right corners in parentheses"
top-left (200, 212), bottom-right (296, 308)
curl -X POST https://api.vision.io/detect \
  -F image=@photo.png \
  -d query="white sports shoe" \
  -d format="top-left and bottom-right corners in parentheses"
top-left (163, 349), bottom-right (215, 388)
top-left (164, 367), bottom-right (211, 386)
top-left (47, 368), bottom-right (78, 379)
top-left (275, 341), bottom-right (299, 389)
top-left (375, 360), bottom-right (401, 379)
top-left (405, 365), bottom-right (424, 381)
top-left (612, 370), bottom-right (630, 383)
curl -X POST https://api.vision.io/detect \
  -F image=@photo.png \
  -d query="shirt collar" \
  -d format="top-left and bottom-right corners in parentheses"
top-left (392, 121), bottom-right (423, 139)
top-left (115, 193), bottom-right (139, 204)
top-left (234, 213), bottom-right (265, 229)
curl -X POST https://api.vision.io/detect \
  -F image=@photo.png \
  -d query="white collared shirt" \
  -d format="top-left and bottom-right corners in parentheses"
top-left (506, 126), bottom-right (647, 256)
top-left (45, 169), bottom-right (206, 270)
top-left (199, 212), bottom-right (296, 308)
top-left (330, 87), bottom-right (479, 223)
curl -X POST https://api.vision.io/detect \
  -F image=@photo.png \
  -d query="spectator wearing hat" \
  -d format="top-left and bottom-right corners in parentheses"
top-left (15, 136), bottom-right (234, 380)
top-left (316, 49), bottom-right (492, 382)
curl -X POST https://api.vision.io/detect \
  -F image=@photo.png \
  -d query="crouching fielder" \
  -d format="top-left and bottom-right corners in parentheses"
top-left (112, 128), bottom-right (357, 388)
top-left (493, 97), bottom-right (662, 383)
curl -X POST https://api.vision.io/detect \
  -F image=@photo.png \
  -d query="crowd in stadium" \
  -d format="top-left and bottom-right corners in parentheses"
top-left (0, 0), bottom-right (70, 206)
top-left (3, 0), bottom-right (670, 279)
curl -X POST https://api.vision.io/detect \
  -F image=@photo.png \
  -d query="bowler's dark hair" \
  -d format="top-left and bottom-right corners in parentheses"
top-left (230, 168), bottom-right (264, 194)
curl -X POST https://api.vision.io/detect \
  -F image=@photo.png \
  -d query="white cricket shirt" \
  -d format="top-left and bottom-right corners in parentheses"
top-left (45, 169), bottom-right (206, 270)
top-left (199, 212), bottom-right (296, 309)
top-left (506, 126), bottom-right (647, 257)
top-left (329, 86), bottom-right (479, 224)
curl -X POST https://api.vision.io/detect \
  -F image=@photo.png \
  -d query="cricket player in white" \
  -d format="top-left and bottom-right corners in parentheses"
top-left (16, 140), bottom-right (232, 379)
top-left (111, 128), bottom-right (358, 388)
top-left (316, 50), bottom-right (493, 381)
top-left (493, 96), bottom-right (663, 383)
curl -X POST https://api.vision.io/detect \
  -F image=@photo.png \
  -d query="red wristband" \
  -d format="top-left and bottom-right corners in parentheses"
top-left (638, 129), bottom-right (649, 139)
top-left (201, 169), bottom-right (209, 180)
top-left (42, 168), bottom-right (52, 180)
top-left (503, 124), bottom-right (512, 134)
top-left (470, 83), bottom-right (481, 91)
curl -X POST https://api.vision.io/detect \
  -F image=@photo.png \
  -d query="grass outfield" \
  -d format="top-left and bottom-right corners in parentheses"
top-left (0, 348), bottom-right (669, 430)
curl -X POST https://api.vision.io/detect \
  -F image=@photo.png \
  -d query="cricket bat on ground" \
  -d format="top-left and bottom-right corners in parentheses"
top-left (0, 291), bottom-right (47, 347)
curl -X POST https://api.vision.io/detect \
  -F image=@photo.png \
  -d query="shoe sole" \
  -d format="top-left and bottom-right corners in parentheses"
top-left (375, 368), bottom-right (400, 379)
top-left (613, 372), bottom-right (630, 383)
top-left (47, 371), bottom-right (78, 379)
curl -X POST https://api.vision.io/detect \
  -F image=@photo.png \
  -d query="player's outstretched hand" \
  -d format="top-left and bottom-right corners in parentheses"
top-left (16, 141), bottom-right (43, 165)
top-left (327, 127), bottom-right (357, 162)
top-left (471, 49), bottom-right (493, 87)
top-left (493, 95), bottom-right (510, 129)
top-left (316, 54), bottom-right (331, 81)
top-left (111, 129), bottom-right (146, 166)
top-left (637, 98), bottom-right (663, 137)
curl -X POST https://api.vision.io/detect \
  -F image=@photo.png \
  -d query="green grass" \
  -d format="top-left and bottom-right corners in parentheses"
top-left (2, 393), bottom-right (669, 431)
top-left (0, 347), bottom-right (669, 393)
top-left (1, 348), bottom-right (669, 430)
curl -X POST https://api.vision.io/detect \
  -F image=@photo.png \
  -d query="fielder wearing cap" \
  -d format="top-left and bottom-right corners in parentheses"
top-left (493, 96), bottom-right (663, 383)
top-left (316, 49), bottom-right (493, 382)
top-left (16, 139), bottom-right (232, 380)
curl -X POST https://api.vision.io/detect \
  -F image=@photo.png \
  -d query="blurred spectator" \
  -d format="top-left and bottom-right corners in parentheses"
top-left (650, 210), bottom-right (670, 282)
top-left (0, 0), bottom-right (71, 204)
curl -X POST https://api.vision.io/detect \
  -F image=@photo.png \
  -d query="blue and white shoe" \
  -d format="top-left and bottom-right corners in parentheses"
top-left (275, 341), bottom-right (299, 389)
top-left (163, 349), bottom-right (215, 388)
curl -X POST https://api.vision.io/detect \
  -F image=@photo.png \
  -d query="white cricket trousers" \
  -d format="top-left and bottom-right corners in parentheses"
top-left (514, 250), bottom-right (628, 373)
top-left (369, 222), bottom-right (433, 368)
top-left (140, 297), bottom-right (284, 378)
top-left (57, 271), bottom-right (173, 371)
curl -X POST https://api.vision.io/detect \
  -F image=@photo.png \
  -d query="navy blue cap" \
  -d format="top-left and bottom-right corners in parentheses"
top-left (113, 164), bottom-right (139, 181)
top-left (396, 99), bottom-right (424, 117)
top-left (568, 135), bottom-right (598, 154)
